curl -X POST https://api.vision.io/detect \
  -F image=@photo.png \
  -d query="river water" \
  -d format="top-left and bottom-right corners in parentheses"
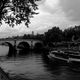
top-left (0, 46), bottom-right (80, 80)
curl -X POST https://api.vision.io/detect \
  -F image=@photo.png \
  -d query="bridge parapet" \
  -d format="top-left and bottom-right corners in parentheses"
top-left (0, 39), bottom-right (43, 48)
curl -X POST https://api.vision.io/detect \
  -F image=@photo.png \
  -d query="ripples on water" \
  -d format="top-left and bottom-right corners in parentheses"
top-left (0, 46), bottom-right (80, 80)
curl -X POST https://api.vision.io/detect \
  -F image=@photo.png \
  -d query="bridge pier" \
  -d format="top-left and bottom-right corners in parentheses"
top-left (6, 42), bottom-right (15, 57)
top-left (13, 40), bottom-right (17, 57)
top-left (31, 40), bottom-right (33, 49)
top-left (6, 40), bottom-right (17, 57)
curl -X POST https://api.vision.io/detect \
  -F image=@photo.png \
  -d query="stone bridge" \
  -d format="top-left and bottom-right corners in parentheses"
top-left (0, 39), bottom-right (43, 47)
top-left (0, 39), bottom-right (44, 56)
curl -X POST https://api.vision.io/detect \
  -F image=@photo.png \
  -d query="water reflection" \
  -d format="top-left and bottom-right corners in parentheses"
top-left (42, 55), bottom-right (80, 80)
top-left (0, 46), bottom-right (80, 80)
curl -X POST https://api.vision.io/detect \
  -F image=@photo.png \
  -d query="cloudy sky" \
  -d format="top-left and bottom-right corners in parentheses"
top-left (0, 0), bottom-right (80, 38)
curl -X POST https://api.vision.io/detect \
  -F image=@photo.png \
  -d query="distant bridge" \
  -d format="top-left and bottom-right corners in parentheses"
top-left (0, 39), bottom-right (44, 56)
top-left (0, 39), bottom-right (43, 47)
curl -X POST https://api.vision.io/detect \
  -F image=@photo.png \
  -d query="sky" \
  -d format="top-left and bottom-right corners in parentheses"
top-left (0, 0), bottom-right (80, 38)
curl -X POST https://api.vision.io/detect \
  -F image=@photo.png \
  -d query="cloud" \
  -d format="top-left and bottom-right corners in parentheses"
top-left (0, 22), bottom-right (32, 38)
top-left (39, 0), bottom-right (60, 14)
top-left (0, 0), bottom-right (79, 38)
top-left (59, 0), bottom-right (80, 21)
top-left (30, 0), bottom-right (72, 32)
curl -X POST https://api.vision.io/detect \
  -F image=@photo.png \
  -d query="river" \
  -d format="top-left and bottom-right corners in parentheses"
top-left (0, 46), bottom-right (80, 80)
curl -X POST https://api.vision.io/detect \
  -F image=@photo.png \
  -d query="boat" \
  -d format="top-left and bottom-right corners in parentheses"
top-left (68, 51), bottom-right (80, 71)
top-left (48, 50), bottom-right (69, 64)
top-left (48, 50), bottom-right (80, 70)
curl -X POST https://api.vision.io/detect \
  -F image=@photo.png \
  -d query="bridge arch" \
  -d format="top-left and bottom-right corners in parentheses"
top-left (3, 42), bottom-right (16, 57)
top-left (17, 41), bottom-right (30, 55)
top-left (34, 42), bottom-right (44, 51)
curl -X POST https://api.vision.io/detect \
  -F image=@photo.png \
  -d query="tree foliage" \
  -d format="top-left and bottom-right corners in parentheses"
top-left (44, 27), bottom-right (63, 43)
top-left (0, 0), bottom-right (40, 27)
top-left (44, 25), bottom-right (80, 43)
top-left (63, 25), bottom-right (80, 41)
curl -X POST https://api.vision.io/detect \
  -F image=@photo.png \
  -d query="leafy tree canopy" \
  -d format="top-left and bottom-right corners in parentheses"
top-left (0, 0), bottom-right (40, 27)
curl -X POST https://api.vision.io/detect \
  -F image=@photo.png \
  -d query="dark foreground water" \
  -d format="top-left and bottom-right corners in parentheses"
top-left (0, 46), bottom-right (80, 80)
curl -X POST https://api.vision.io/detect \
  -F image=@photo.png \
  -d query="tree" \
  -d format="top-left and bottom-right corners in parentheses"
top-left (44, 27), bottom-right (63, 43)
top-left (0, 0), bottom-right (40, 27)
top-left (63, 27), bottom-right (75, 41)
top-left (63, 25), bottom-right (80, 41)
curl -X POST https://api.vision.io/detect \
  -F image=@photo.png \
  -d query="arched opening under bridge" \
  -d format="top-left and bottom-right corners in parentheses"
top-left (17, 41), bottom-right (30, 55)
top-left (34, 42), bottom-right (44, 52)
top-left (3, 42), bottom-right (16, 57)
